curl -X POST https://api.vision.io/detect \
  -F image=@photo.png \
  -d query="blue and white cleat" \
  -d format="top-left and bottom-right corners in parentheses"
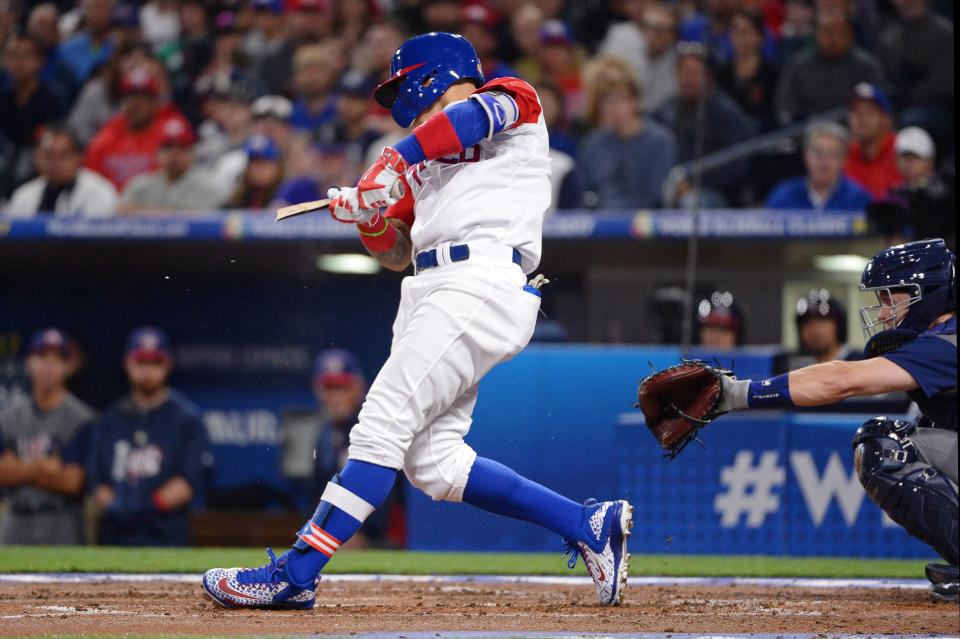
top-left (565, 499), bottom-right (633, 606)
top-left (202, 548), bottom-right (317, 609)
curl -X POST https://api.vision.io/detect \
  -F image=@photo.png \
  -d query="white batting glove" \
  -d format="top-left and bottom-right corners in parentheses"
top-left (357, 147), bottom-right (407, 209)
top-left (327, 187), bottom-right (378, 224)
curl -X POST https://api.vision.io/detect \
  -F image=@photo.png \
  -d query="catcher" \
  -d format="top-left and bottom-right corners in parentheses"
top-left (638, 238), bottom-right (957, 602)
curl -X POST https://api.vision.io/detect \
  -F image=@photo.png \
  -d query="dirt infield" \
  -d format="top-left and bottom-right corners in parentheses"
top-left (1, 578), bottom-right (956, 636)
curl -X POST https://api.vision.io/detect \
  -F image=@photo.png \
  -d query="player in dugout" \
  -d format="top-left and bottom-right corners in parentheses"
top-left (641, 238), bottom-right (957, 602)
top-left (203, 32), bottom-right (632, 609)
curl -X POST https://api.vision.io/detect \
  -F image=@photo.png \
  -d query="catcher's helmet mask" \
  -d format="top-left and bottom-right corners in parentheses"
top-left (859, 238), bottom-right (956, 339)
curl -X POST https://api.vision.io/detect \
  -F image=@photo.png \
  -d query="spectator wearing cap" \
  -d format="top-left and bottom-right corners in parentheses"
top-left (228, 134), bottom-right (284, 209)
top-left (66, 41), bottom-right (153, 146)
top-left (251, 94), bottom-right (294, 154)
top-left (315, 71), bottom-right (381, 175)
top-left (0, 34), bottom-right (67, 187)
top-left (85, 67), bottom-right (191, 190)
top-left (280, 349), bottom-right (401, 546)
top-left (243, 0), bottom-right (287, 71)
top-left (845, 82), bottom-right (900, 199)
top-left (775, 11), bottom-right (885, 124)
top-left (537, 20), bottom-right (584, 118)
top-left (580, 73), bottom-right (676, 209)
top-left (678, 0), bottom-right (777, 68)
top-left (714, 7), bottom-right (779, 132)
top-left (0, 328), bottom-right (94, 545)
top-left (766, 120), bottom-right (871, 211)
top-left (697, 291), bottom-right (744, 349)
top-left (653, 44), bottom-right (756, 206)
top-left (289, 43), bottom-right (343, 133)
top-left (88, 327), bottom-right (210, 547)
top-left (166, 1), bottom-right (215, 125)
top-left (254, 0), bottom-right (336, 96)
top-left (868, 127), bottom-right (955, 249)
top-left (877, 0), bottom-right (953, 146)
top-left (6, 124), bottom-right (119, 217)
top-left (55, 0), bottom-right (116, 91)
top-left (192, 76), bottom-right (256, 189)
top-left (460, 4), bottom-right (517, 82)
top-left (120, 119), bottom-right (224, 214)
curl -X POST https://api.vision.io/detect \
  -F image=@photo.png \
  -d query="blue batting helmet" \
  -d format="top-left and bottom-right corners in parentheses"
top-left (373, 32), bottom-right (484, 128)
top-left (859, 238), bottom-right (956, 337)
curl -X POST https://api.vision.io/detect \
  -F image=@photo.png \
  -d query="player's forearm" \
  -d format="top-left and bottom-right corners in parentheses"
top-left (153, 476), bottom-right (193, 512)
top-left (360, 217), bottom-right (412, 272)
top-left (0, 452), bottom-right (29, 486)
top-left (28, 462), bottom-right (85, 496)
top-left (393, 99), bottom-right (491, 165)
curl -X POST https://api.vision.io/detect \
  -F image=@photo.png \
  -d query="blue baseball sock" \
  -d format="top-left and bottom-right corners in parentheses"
top-left (285, 460), bottom-right (397, 584)
top-left (462, 457), bottom-right (585, 541)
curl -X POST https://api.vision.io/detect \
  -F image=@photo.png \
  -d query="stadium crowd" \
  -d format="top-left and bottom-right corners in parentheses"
top-left (0, 0), bottom-right (954, 237)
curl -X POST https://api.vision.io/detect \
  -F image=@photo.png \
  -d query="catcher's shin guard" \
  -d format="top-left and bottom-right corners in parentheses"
top-left (853, 419), bottom-right (959, 565)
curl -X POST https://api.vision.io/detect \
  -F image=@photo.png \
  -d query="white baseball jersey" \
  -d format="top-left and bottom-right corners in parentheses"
top-left (388, 78), bottom-right (552, 274)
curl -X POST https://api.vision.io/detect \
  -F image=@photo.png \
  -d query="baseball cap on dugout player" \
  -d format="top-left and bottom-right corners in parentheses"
top-left (27, 328), bottom-right (76, 358)
top-left (126, 327), bottom-right (173, 362)
top-left (795, 289), bottom-right (847, 343)
top-left (313, 349), bottom-right (364, 387)
top-left (849, 82), bottom-right (893, 116)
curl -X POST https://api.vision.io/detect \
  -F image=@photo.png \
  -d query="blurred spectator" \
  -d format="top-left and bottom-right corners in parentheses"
top-left (85, 67), bottom-right (190, 190)
top-left (67, 41), bottom-right (152, 146)
top-left (537, 20), bottom-right (584, 117)
top-left (243, 0), bottom-right (286, 71)
top-left (89, 327), bottom-right (209, 547)
top-left (228, 133), bottom-right (283, 208)
top-left (507, 3), bottom-right (545, 82)
top-left (0, 328), bottom-right (92, 545)
top-left (140, 1), bottom-right (181, 50)
top-left (254, 0), bottom-right (335, 96)
top-left (580, 75), bottom-right (676, 209)
top-left (26, 3), bottom-right (68, 92)
top-left (775, 12), bottom-right (885, 123)
top-left (461, 4), bottom-right (517, 81)
top-left (637, 2), bottom-right (679, 113)
top-left (193, 76), bottom-right (255, 190)
top-left (868, 126), bottom-right (955, 249)
top-left (714, 7), bottom-right (778, 131)
top-left (289, 43), bottom-right (342, 133)
top-left (653, 44), bottom-right (756, 206)
top-left (766, 120), bottom-right (871, 211)
top-left (0, 34), bottom-right (66, 192)
top-left (845, 82), bottom-right (900, 199)
top-left (779, 0), bottom-right (816, 60)
top-left (281, 349), bottom-right (400, 545)
top-left (419, 0), bottom-right (461, 32)
top-left (166, 0), bottom-right (215, 125)
top-left (697, 290), bottom-right (743, 349)
top-left (353, 18), bottom-right (407, 82)
top-left (315, 70), bottom-right (380, 178)
top-left (877, 0), bottom-right (954, 145)
top-left (55, 0), bottom-right (116, 91)
top-left (335, 0), bottom-right (372, 47)
top-left (598, 0), bottom-right (649, 87)
top-left (536, 81), bottom-right (581, 210)
top-left (679, 0), bottom-right (777, 67)
top-left (251, 93), bottom-right (294, 153)
top-left (120, 119), bottom-right (222, 214)
top-left (6, 124), bottom-right (118, 217)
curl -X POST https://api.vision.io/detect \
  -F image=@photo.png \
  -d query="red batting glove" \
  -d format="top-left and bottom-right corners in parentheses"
top-left (357, 147), bottom-right (407, 210)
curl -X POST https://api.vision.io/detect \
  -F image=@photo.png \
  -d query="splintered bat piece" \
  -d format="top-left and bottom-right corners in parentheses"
top-left (275, 198), bottom-right (331, 221)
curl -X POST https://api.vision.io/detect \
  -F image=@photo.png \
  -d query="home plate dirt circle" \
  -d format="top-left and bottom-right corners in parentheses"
top-left (0, 574), bottom-right (954, 637)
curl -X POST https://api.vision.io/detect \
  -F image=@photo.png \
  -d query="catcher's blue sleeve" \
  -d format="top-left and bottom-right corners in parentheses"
top-left (883, 318), bottom-right (957, 397)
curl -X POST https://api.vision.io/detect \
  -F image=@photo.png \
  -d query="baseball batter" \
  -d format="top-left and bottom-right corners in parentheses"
top-left (204, 32), bottom-right (632, 609)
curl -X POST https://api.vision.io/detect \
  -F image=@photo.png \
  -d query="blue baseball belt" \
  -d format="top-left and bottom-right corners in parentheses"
top-left (415, 244), bottom-right (521, 274)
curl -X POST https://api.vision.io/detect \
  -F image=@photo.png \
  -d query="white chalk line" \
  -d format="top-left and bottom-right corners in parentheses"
top-left (0, 573), bottom-right (930, 590)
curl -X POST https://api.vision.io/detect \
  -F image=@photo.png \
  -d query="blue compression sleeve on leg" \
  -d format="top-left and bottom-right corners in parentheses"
top-left (286, 460), bottom-right (397, 584)
top-left (462, 457), bottom-right (584, 540)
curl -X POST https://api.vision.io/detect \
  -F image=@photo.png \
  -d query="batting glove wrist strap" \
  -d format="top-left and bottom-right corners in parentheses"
top-left (718, 376), bottom-right (750, 413)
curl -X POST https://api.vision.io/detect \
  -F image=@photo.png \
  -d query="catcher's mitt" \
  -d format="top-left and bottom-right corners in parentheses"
top-left (636, 360), bottom-right (733, 457)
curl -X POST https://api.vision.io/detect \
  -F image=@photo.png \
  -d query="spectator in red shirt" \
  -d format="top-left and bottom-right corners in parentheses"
top-left (84, 67), bottom-right (189, 190)
top-left (845, 82), bottom-right (900, 199)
